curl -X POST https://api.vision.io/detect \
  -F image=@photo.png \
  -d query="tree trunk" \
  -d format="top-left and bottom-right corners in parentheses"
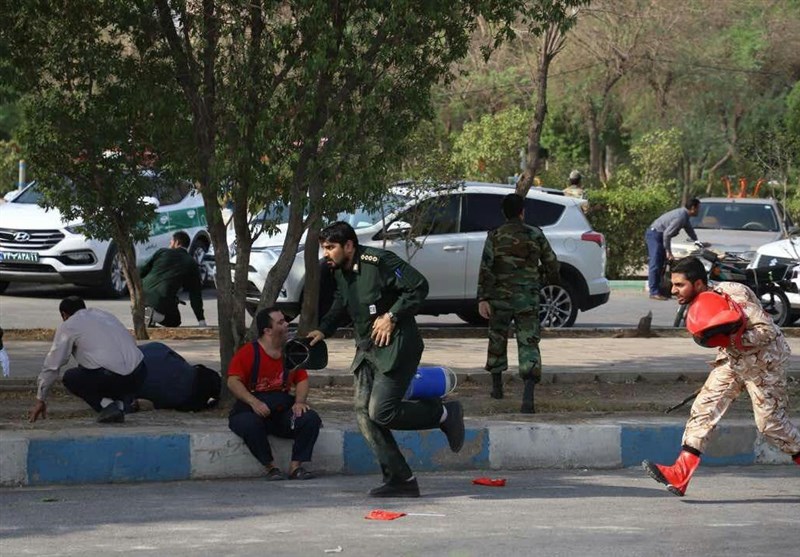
top-left (517, 24), bottom-right (564, 197)
top-left (298, 179), bottom-right (324, 336)
top-left (587, 102), bottom-right (601, 179)
top-left (117, 236), bottom-right (148, 340)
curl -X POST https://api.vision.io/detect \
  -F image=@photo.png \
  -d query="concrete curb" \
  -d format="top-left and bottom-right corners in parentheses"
top-left (1, 420), bottom-right (793, 487)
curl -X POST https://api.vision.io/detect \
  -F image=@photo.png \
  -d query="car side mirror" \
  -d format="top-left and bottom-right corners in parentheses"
top-left (142, 196), bottom-right (160, 207)
top-left (382, 220), bottom-right (411, 240)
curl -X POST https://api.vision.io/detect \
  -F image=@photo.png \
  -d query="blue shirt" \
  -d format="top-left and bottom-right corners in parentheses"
top-left (649, 207), bottom-right (698, 252)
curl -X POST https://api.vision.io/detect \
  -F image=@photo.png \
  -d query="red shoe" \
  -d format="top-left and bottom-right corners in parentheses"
top-left (793, 453), bottom-right (800, 466)
top-left (642, 449), bottom-right (701, 497)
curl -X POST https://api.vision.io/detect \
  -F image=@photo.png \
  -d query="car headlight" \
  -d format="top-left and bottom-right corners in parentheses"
top-left (64, 223), bottom-right (86, 235)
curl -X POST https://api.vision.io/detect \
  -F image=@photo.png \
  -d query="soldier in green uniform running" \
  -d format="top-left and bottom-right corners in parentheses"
top-left (307, 221), bottom-right (465, 498)
top-left (477, 194), bottom-right (559, 413)
top-left (140, 231), bottom-right (206, 328)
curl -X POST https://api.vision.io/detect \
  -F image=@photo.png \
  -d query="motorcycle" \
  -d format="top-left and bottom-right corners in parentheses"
top-left (672, 242), bottom-right (796, 328)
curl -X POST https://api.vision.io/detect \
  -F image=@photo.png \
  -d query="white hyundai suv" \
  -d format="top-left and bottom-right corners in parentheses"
top-left (240, 182), bottom-right (610, 328)
top-left (0, 175), bottom-right (211, 297)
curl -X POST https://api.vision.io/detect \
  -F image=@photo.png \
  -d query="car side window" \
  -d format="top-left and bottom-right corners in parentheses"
top-left (461, 193), bottom-right (504, 232)
top-left (524, 198), bottom-right (565, 227)
top-left (396, 195), bottom-right (461, 237)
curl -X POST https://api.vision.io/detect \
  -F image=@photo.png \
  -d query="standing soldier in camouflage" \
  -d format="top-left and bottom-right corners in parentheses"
top-left (307, 221), bottom-right (465, 498)
top-left (643, 257), bottom-right (800, 497)
top-left (478, 193), bottom-right (559, 413)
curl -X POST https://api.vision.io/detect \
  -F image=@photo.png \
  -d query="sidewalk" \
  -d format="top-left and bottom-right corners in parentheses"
top-left (2, 330), bottom-right (799, 486)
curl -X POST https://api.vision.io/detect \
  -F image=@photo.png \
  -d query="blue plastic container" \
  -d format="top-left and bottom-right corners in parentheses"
top-left (404, 366), bottom-right (457, 400)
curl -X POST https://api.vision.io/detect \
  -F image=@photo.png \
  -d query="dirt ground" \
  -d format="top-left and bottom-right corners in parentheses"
top-left (3, 378), bottom-right (798, 429)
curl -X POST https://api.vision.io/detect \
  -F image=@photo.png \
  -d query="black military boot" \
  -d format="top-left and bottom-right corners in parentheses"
top-left (490, 374), bottom-right (504, 399)
top-left (520, 379), bottom-right (536, 414)
top-left (369, 477), bottom-right (420, 498)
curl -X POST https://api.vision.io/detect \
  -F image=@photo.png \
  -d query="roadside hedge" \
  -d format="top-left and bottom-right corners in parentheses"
top-left (585, 184), bottom-right (673, 279)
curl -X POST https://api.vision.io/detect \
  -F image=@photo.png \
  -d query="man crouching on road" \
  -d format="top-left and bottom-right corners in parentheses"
top-left (306, 221), bottom-right (465, 498)
top-left (642, 257), bottom-right (800, 496)
top-left (227, 307), bottom-right (321, 481)
top-left (29, 296), bottom-right (147, 424)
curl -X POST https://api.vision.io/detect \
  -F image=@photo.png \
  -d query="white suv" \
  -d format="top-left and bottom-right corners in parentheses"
top-left (241, 182), bottom-right (610, 327)
top-left (0, 176), bottom-right (211, 297)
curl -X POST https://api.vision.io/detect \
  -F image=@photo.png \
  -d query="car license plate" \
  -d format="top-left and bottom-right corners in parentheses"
top-left (0, 250), bottom-right (39, 262)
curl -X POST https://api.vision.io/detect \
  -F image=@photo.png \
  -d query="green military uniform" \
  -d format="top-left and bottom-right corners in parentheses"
top-left (318, 245), bottom-right (441, 484)
top-left (140, 248), bottom-right (204, 327)
top-left (477, 218), bottom-right (559, 383)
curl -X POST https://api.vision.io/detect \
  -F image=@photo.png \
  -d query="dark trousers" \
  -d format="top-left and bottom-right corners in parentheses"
top-left (354, 359), bottom-right (444, 484)
top-left (62, 361), bottom-right (147, 412)
top-left (645, 229), bottom-right (666, 295)
top-left (228, 392), bottom-right (322, 466)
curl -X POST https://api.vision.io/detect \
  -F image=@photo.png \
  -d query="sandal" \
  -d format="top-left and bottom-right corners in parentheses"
top-left (265, 467), bottom-right (286, 481)
top-left (289, 466), bottom-right (315, 480)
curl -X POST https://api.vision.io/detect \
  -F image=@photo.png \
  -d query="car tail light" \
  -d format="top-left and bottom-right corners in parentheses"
top-left (581, 231), bottom-right (604, 247)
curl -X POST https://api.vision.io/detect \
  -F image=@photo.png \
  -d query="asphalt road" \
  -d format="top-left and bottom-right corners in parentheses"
top-left (0, 282), bottom-right (680, 330)
top-left (1, 468), bottom-right (798, 557)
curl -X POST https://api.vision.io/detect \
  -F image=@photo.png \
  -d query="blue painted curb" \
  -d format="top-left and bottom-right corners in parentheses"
top-left (1, 422), bottom-right (793, 487)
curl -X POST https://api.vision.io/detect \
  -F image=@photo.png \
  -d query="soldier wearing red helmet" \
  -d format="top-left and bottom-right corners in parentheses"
top-left (642, 256), bottom-right (800, 497)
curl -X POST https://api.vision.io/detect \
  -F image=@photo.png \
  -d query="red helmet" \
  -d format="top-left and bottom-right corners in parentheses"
top-left (685, 291), bottom-right (745, 349)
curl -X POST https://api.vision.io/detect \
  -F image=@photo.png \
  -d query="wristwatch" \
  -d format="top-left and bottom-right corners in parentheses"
top-left (387, 311), bottom-right (398, 324)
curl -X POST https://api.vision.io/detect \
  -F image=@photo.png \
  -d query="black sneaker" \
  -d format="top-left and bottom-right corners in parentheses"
top-left (440, 401), bottom-right (465, 453)
top-left (97, 403), bottom-right (124, 424)
top-left (520, 379), bottom-right (535, 414)
top-left (369, 477), bottom-right (420, 498)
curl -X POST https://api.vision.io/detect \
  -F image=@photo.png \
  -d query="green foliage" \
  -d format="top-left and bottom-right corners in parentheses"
top-left (0, 140), bottom-right (23, 194)
top-left (630, 128), bottom-right (684, 186)
top-left (451, 105), bottom-right (530, 182)
top-left (586, 177), bottom-right (673, 279)
top-left (9, 1), bottom-right (188, 244)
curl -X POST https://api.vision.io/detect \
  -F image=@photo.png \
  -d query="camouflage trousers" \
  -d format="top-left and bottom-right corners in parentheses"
top-left (683, 354), bottom-right (800, 456)
top-left (484, 292), bottom-right (542, 382)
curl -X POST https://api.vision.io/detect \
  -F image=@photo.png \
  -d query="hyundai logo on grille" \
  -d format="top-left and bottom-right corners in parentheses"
top-left (14, 231), bottom-right (31, 242)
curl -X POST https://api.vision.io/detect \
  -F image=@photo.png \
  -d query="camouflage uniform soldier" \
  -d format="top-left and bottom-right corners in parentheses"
top-left (643, 257), bottom-right (800, 497)
top-left (477, 193), bottom-right (559, 413)
top-left (307, 222), bottom-right (465, 498)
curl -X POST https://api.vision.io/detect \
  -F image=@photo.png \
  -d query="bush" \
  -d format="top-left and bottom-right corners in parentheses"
top-left (586, 178), bottom-right (673, 279)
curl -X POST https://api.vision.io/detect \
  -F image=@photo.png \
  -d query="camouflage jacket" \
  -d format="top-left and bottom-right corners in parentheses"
top-left (477, 218), bottom-right (560, 301)
top-left (712, 281), bottom-right (790, 366)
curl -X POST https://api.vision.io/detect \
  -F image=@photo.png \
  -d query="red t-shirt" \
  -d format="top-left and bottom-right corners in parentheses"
top-left (227, 342), bottom-right (308, 392)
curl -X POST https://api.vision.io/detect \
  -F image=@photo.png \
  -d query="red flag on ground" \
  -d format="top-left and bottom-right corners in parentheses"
top-left (365, 509), bottom-right (407, 521)
top-left (472, 477), bottom-right (507, 487)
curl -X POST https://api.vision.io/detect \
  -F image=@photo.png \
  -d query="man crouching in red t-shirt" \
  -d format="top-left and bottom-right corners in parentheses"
top-left (227, 307), bottom-right (322, 480)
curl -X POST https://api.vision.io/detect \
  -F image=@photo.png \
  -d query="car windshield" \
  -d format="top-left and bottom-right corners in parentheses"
top-left (691, 201), bottom-right (780, 232)
top-left (331, 194), bottom-right (409, 229)
top-left (10, 182), bottom-right (43, 204)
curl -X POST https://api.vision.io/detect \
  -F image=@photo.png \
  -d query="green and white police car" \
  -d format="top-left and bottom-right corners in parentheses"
top-left (0, 175), bottom-right (210, 297)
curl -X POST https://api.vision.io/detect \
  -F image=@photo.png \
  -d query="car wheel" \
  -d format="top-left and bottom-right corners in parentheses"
top-left (759, 286), bottom-right (791, 327)
top-left (190, 239), bottom-right (211, 285)
top-left (539, 282), bottom-right (578, 328)
top-left (0, 280), bottom-right (9, 294)
top-left (101, 244), bottom-right (128, 298)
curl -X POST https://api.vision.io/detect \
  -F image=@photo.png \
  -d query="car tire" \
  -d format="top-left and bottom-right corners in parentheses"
top-left (539, 282), bottom-right (578, 328)
top-left (190, 238), bottom-right (211, 286)
top-left (101, 244), bottom-right (128, 298)
top-left (759, 286), bottom-right (791, 327)
top-left (0, 280), bottom-right (9, 294)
